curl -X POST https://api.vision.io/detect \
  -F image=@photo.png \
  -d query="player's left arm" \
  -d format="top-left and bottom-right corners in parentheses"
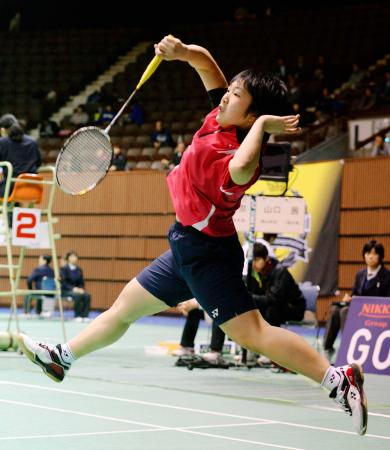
top-left (229, 114), bottom-right (300, 185)
top-left (154, 35), bottom-right (228, 91)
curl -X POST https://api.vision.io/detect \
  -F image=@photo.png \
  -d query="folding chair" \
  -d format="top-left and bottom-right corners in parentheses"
top-left (40, 277), bottom-right (57, 318)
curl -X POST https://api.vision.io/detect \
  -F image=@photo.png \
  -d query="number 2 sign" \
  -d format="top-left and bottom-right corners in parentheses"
top-left (12, 208), bottom-right (41, 246)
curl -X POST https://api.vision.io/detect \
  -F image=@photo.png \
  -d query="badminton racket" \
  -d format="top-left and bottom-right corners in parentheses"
top-left (55, 54), bottom-right (162, 195)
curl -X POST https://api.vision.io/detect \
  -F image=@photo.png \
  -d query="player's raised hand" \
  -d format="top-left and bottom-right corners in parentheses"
top-left (154, 35), bottom-right (186, 61)
top-left (261, 114), bottom-right (301, 135)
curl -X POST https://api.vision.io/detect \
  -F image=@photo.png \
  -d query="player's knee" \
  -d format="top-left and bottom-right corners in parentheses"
top-left (224, 319), bottom-right (267, 353)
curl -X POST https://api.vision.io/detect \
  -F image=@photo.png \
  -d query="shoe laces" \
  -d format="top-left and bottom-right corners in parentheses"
top-left (330, 370), bottom-right (352, 416)
top-left (334, 386), bottom-right (352, 416)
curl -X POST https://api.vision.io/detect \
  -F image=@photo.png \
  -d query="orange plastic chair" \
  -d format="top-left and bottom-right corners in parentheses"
top-left (6, 173), bottom-right (44, 205)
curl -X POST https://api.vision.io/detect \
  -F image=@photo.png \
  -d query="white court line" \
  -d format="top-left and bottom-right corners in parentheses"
top-left (0, 428), bottom-right (164, 441)
top-left (0, 380), bottom-right (389, 441)
top-left (0, 398), bottom-right (168, 430)
top-left (178, 429), bottom-right (305, 450)
top-left (311, 404), bottom-right (390, 419)
top-left (0, 411), bottom-right (301, 450)
top-left (0, 422), bottom-right (278, 443)
top-left (179, 421), bottom-right (276, 430)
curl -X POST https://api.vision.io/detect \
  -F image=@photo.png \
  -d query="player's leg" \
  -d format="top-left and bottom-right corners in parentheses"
top-left (220, 309), bottom-right (367, 435)
top-left (18, 279), bottom-right (168, 382)
top-left (67, 278), bottom-right (168, 358)
top-left (18, 248), bottom-right (193, 383)
top-left (170, 222), bottom-right (367, 435)
top-left (221, 309), bottom-right (328, 381)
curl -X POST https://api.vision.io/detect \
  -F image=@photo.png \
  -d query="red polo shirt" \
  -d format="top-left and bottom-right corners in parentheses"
top-left (167, 107), bottom-right (260, 237)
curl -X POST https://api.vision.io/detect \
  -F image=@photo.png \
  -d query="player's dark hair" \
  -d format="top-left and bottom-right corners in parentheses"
top-left (253, 243), bottom-right (269, 259)
top-left (231, 70), bottom-right (288, 117)
top-left (362, 240), bottom-right (384, 263)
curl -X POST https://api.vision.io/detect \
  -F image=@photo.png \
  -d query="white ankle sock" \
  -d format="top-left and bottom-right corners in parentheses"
top-left (59, 343), bottom-right (77, 365)
top-left (321, 366), bottom-right (342, 392)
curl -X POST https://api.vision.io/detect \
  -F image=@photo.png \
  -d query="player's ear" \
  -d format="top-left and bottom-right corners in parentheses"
top-left (246, 113), bottom-right (257, 126)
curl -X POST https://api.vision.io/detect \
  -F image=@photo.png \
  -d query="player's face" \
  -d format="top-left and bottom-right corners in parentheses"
top-left (216, 80), bottom-right (256, 129)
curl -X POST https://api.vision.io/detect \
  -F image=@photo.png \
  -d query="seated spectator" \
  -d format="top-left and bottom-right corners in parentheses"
top-left (273, 57), bottom-right (288, 82)
top-left (70, 106), bottom-right (89, 127)
top-left (8, 11), bottom-right (21, 33)
top-left (38, 119), bottom-right (59, 138)
top-left (24, 255), bottom-right (54, 315)
top-left (151, 120), bottom-right (173, 149)
top-left (86, 90), bottom-right (101, 104)
top-left (96, 105), bottom-right (115, 126)
top-left (242, 234), bottom-right (276, 277)
top-left (162, 142), bottom-right (186, 171)
top-left (357, 87), bottom-right (377, 111)
top-left (286, 75), bottom-right (301, 105)
top-left (293, 55), bottom-right (309, 84)
top-left (109, 145), bottom-right (126, 171)
top-left (233, 5), bottom-right (257, 23)
top-left (43, 89), bottom-right (58, 116)
top-left (371, 134), bottom-right (390, 157)
top-left (246, 243), bottom-right (306, 326)
top-left (0, 114), bottom-right (41, 198)
top-left (378, 71), bottom-right (390, 105)
top-left (60, 251), bottom-right (91, 322)
top-left (314, 55), bottom-right (331, 87)
top-left (129, 100), bottom-right (145, 126)
top-left (323, 240), bottom-right (390, 361)
top-left (341, 63), bottom-right (365, 92)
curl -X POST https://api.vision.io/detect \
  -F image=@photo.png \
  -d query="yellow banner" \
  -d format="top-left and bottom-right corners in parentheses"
top-left (245, 160), bottom-right (343, 284)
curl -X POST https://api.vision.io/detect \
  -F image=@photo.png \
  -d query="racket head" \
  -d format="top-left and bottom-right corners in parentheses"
top-left (55, 126), bottom-right (113, 195)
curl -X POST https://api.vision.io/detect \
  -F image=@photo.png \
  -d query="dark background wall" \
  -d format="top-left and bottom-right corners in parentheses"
top-left (1, 0), bottom-right (387, 31)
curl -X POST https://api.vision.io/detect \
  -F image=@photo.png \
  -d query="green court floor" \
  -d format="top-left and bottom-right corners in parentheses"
top-left (0, 314), bottom-right (389, 450)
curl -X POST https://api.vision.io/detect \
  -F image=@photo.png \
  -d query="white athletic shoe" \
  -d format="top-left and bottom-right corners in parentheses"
top-left (171, 346), bottom-right (194, 357)
top-left (257, 355), bottom-right (272, 367)
top-left (202, 351), bottom-right (223, 364)
top-left (330, 364), bottom-right (368, 435)
top-left (17, 334), bottom-right (70, 382)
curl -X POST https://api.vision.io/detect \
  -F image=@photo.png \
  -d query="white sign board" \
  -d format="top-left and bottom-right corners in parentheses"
top-left (29, 222), bottom-right (51, 249)
top-left (232, 195), bottom-right (251, 232)
top-left (12, 208), bottom-right (41, 246)
top-left (255, 196), bottom-right (306, 233)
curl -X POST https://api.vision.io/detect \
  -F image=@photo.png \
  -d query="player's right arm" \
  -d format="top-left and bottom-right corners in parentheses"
top-left (154, 35), bottom-right (228, 91)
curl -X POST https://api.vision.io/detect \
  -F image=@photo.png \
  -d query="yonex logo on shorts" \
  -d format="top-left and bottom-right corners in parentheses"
top-left (211, 308), bottom-right (219, 318)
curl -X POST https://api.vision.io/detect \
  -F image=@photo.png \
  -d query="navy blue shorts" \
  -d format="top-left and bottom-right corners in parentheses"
top-left (136, 222), bottom-right (256, 325)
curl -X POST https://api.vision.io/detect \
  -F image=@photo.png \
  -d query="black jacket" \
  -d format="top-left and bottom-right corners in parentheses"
top-left (0, 135), bottom-right (41, 179)
top-left (352, 266), bottom-right (390, 297)
top-left (27, 265), bottom-right (54, 290)
top-left (245, 258), bottom-right (306, 321)
top-left (60, 265), bottom-right (85, 292)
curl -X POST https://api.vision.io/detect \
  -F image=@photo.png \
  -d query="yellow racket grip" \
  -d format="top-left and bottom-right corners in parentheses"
top-left (136, 55), bottom-right (162, 90)
top-left (136, 35), bottom-right (175, 90)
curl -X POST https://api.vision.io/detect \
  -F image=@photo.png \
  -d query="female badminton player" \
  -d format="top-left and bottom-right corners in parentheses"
top-left (19, 35), bottom-right (367, 435)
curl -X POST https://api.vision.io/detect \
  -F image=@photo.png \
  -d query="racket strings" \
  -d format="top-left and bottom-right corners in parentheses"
top-left (56, 127), bottom-right (113, 194)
